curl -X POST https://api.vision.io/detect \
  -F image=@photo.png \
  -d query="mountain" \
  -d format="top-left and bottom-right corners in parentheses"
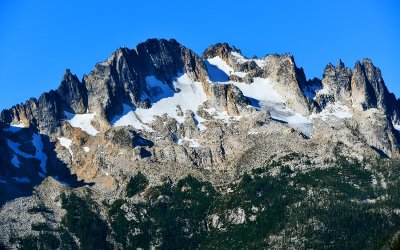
top-left (1, 38), bottom-right (400, 249)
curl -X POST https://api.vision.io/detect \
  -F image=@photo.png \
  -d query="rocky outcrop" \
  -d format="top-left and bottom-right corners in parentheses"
top-left (0, 99), bottom-right (36, 129)
top-left (85, 39), bottom-right (208, 121)
top-left (316, 60), bottom-right (352, 108)
top-left (350, 59), bottom-right (400, 115)
top-left (202, 43), bottom-right (258, 73)
top-left (203, 82), bottom-right (250, 115)
top-left (262, 54), bottom-right (311, 116)
top-left (57, 69), bottom-right (87, 114)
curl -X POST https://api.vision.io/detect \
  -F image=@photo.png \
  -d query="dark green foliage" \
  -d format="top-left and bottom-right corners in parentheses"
top-left (19, 232), bottom-right (60, 250)
top-left (61, 192), bottom-right (111, 250)
top-left (104, 158), bottom-right (400, 249)
top-left (31, 222), bottom-right (52, 232)
top-left (108, 199), bottom-right (152, 249)
top-left (151, 175), bottom-right (215, 249)
top-left (126, 172), bottom-right (149, 197)
top-left (59, 230), bottom-right (79, 250)
top-left (108, 199), bottom-right (130, 248)
top-left (27, 205), bottom-right (52, 214)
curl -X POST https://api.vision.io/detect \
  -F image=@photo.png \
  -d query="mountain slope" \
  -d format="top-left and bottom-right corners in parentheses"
top-left (1, 38), bottom-right (400, 249)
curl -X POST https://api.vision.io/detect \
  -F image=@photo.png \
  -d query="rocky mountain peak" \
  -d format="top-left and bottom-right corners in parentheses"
top-left (317, 60), bottom-right (353, 106)
top-left (2, 39), bottom-right (400, 249)
top-left (337, 59), bottom-right (345, 70)
top-left (202, 42), bottom-right (242, 60)
top-left (261, 54), bottom-right (312, 116)
top-left (57, 69), bottom-right (87, 114)
top-left (351, 58), bottom-right (389, 111)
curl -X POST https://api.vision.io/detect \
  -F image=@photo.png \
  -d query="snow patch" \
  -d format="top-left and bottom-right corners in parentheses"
top-left (205, 61), bottom-right (229, 82)
top-left (233, 77), bottom-right (284, 103)
top-left (207, 56), bottom-right (234, 75)
top-left (32, 134), bottom-right (48, 174)
top-left (178, 137), bottom-right (201, 148)
top-left (232, 71), bottom-right (247, 78)
top-left (232, 78), bottom-right (314, 137)
top-left (393, 123), bottom-right (400, 131)
top-left (303, 84), bottom-right (323, 99)
top-left (7, 134), bottom-right (48, 174)
top-left (83, 146), bottom-right (90, 153)
top-left (113, 74), bottom-right (207, 131)
top-left (204, 108), bottom-right (242, 124)
top-left (3, 123), bottom-right (27, 133)
top-left (206, 56), bottom-right (247, 80)
top-left (253, 59), bottom-right (266, 68)
top-left (58, 137), bottom-right (73, 157)
top-left (316, 88), bottom-right (330, 96)
top-left (64, 112), bottom-right (99, 136)
top-left (310, 102), bottom-right (352, 121)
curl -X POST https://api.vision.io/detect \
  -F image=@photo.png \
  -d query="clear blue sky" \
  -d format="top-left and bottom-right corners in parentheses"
top-left (0, 0), bottom-right (399, 110)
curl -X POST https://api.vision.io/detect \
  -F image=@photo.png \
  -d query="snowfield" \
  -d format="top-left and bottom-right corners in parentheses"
top-left (112, 74), bottom-right (207, 131)
top-left (64, 112), bottom-right (99, 136)
top-left (105, 58), bottom-right (355, 139)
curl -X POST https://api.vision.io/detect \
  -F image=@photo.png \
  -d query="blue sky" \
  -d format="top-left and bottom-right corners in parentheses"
top-left (0, 0), bottom-right (399, 110)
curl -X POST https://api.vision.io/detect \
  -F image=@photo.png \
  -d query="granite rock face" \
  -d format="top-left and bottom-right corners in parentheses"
top-left (57, 69), bottom-right (87, 114)
top-left (204, 83), bottom-right (250, 115)
top-left (351, 59), bottom-right (400, 121)
top-left (1, 39), bottom-right (400, 247)
top-left (316, 60), bottom-right (352, 108)
top-left (85, 39), bottom-right (208, 121)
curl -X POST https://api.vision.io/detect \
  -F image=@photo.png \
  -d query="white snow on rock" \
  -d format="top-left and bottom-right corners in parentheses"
top-left (7, 134), bottom-right (48, 174)
top-left (231, 77), bottom-right (314, 137)
top-left (204, 61), bottom-right (229, 82)
top-left (58, 137), bottom-right (73, 157)
top-left (3, 123), bottom-right (27, 133)
top-left (178, 137), bottom-right (201, 148)
top-left (32, 134), bottom-right (48, 174)
top-left (233, 77), bottom-right (284, 103)
top-left (393, 122), bottom-right (400, 131)
top-left (206, 56), bottom-right (247, 80)
top-left (310, 102), bottom-right (352, 121)
top-left (204, 108), bottom-right (242, 124)
top-left (11, 154), bottom-right (20, 168)
top-left (316, 87), bottom-right (330, 96)
top-left (207, 56), bottom-right (234, 76)
top-left (64, 112), bottom-right (99, 136)
top-left (232, 71), bottom-right (247, 78)
top-left (230, 51), bottom-right (247, 62)
top-left (303, 84), bottom-right (323, 99)
top-left (112, 74), bottom-right (207, 131)
top-left (83, 146), bottom-right (90, 153)
top-left (253, 58), bottom-right (266, 68)
top-left (231, 51), bottom-right (266, 69)
top-left (12, 177), bottom-right (30, 183)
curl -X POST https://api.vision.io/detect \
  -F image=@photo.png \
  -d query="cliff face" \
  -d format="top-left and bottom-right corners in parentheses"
top-left (0, 37), bottom-right (400, 207)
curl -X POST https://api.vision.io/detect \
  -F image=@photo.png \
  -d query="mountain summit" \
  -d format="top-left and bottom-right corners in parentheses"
top-left (1, 38), bottom-right (400, 249)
